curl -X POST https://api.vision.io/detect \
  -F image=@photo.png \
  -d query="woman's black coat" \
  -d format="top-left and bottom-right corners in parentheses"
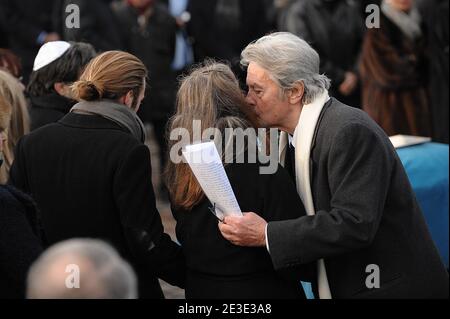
top-left (173, 161), bottom-right (312, 299)
top-left (0, 185), bottom-right (43, 298)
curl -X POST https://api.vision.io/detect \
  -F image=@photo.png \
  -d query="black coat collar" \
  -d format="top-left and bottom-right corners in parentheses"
top-left (310, 97), bottom-right (334, 154)
top-left (29, 93), bottom-right (76, 114)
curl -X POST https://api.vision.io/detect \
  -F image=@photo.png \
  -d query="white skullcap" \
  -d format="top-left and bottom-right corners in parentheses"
top-left (33, 41), bottom-right (71, 71)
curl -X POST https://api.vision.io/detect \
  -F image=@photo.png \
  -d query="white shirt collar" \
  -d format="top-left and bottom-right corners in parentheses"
top-left (288, 133), bottom-right (294, 146)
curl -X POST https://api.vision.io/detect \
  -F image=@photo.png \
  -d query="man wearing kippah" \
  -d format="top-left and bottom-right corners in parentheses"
top-left (27, 41), bottom-right (96, 130)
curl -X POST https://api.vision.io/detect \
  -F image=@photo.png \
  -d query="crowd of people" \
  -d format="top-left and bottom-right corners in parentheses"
top-left (1, 0), bottom-right (448, 140)
top-left (0, 0), bottom-right (448, 299)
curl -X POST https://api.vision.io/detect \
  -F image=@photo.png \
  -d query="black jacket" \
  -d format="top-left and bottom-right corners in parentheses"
top-left (0, 185), bottom-right (43, 299)
top-left (112, 2), bottom-right (177, 122)
top-left (267, 98), bottom-right (449, 298)
top-left (284, 0), bottom-right (364, 106)
top-left (61, 0), bottom-right (124, 51)
top-left (187, 0), bottom-right (271, 63)
top-left (418, 0), bottom-right (449, 143)
top-left (0, 10), bottom-right (8, 48)
top-left (10, 112), bottom-right (185, 298)
top-left (29, 93), bottom-right (75, 131)
top-left (173, 162), bottom-right (311, 299)
top-left (0, 0), bottom-right (59, 82)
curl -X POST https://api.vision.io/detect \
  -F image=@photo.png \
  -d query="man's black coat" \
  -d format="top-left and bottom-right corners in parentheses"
top-left (268, 98), bottom-right (449, 298)
top-left (10, 112), bottom-right (185, 298)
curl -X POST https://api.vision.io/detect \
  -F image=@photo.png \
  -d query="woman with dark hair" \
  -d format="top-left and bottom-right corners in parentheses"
top-left (0, 96), bottom-right (43, 299)
top-left (10, 51), bottom-right (185, 298)
top-left (166, 62), bottom-right (312, 299)
top-left (27, 41), bottom-right (96, 131)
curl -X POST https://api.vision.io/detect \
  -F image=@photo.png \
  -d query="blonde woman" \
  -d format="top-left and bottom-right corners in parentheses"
top-left (166, 62), bottom-right (311, 299)
top-left (0, 96), bottom-right (43, 299)
top-left (0, 96), bottom-right (11, 170)
top-left (0, 70), bottom-right (30, 183)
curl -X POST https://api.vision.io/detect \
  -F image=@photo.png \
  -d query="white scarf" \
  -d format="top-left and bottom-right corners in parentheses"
top-left (381, 0), bottom-right (422, 40)
top-left (279, 90), bottom-right (332, 299)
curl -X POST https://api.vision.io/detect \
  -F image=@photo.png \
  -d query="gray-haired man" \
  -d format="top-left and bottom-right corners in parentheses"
top-left (219, 32), bottom-right (448, 299)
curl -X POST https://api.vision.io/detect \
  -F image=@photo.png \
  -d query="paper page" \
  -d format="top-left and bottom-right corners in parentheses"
top-left (182, 141), bottom-right (242, 220)
top-left (389, 135), bottom-right (431, 149)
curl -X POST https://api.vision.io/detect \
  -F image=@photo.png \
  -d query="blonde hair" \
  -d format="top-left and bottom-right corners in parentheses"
top-left (72, 51), bottom-right (147, 109)
top-left (0, 70), bottom-right (30, 183)
top-left (166, 62), bottom-right (251, 210)
top-left (0, 96), bottom-right (11, 131)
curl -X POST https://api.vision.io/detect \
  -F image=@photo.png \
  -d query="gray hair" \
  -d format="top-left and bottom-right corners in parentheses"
top-left (27, 239), bottom-right (137, 299)
top-left (241, 32), bottom-right (330, 104)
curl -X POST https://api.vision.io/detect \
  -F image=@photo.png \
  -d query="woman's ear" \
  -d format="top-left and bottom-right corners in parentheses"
top-left (288, 81), bottom-right (305, 105)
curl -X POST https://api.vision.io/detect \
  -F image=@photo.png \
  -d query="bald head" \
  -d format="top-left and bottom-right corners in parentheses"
top-left (27, 239), bottom-right (137, 299)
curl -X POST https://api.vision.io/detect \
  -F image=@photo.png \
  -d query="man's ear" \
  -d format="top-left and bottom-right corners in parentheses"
top-left (288, 81), bottom-right (305, 105)
top-left (123, 90), bottom-right (134, 108)
top-left (54, 82), bottom-right (75, 99)
top-left (54, 82), bottom-right (67, 97)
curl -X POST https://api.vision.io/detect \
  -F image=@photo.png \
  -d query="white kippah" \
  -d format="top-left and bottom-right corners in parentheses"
top-left (33, 41), bottom-right (71, 71)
